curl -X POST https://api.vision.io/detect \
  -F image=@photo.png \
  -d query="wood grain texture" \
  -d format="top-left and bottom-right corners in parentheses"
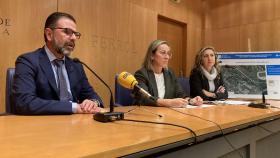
top-left (186, 25), bottom-right (202, 75)
top-left (158, 17), bottom-right (185, 76)
top-left (131, 0), bottom-right (203, 77)
top-left (58, 0), bottom-right (157, 106)
top-left (3, 0), bottom-right (278, 113)
top-left (1, 0), bottom-right (203, 112)
top-left (204, 0), bottom-right (280, 52)
top-left (0, 0), bottom-right (57, 112)
top-left (1, 103), bottom-right (280, 158)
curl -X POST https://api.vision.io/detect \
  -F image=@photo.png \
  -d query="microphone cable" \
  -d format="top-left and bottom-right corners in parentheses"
top-left (123, 104), bottom-right (163, 118)
top-left (164, 106), bottom-right (244, 158)
top-left (270, 106), bottom-right (280, 110)
top-left (121, 118), bottom-right (197, 144)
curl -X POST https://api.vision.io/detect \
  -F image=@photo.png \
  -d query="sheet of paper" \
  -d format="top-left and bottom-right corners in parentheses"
top-left (215, 100), bottom-right (251, 105)
top-left (185, 104), bottom-right (215, 108)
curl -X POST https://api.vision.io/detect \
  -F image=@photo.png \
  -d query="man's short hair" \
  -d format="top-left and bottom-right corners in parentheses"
top-left (44, 12), bottom-right (76, 42)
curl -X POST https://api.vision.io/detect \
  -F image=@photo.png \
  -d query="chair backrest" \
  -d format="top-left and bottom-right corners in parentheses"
top-left (6, 68), bottom-right (16, 114)
top-left (177, 77), bottom-right (190, 96)
top-left (115, 74), bottom-right (133, 106)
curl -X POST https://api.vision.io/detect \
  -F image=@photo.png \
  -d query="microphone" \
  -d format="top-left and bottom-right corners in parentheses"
top-left (247, 90), bottom-right (269, 109)
top-left (72, 58), bottom-right (124, 122)
top-left (223, 65), bottom-right (268, 108)
top-left (118, 72), bottom-right (155, 100)
top-left (118, 72), bottom-right (163, 118)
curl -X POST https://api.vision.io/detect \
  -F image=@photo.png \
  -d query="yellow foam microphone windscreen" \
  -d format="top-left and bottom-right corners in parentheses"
top-left (118, 72), bottom-right (138, 89)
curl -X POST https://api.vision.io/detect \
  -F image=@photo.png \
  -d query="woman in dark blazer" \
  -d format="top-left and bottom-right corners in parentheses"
top-left (190, 46), bottom-right (228, 101)
top-left (133, 40), bottom-right (203, 107)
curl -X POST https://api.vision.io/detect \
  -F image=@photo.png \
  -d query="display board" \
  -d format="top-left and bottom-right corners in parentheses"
top-left (218, 52), bottom-right (280, 99)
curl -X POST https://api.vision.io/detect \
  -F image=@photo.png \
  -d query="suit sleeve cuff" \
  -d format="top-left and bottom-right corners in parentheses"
top-left (72, 102), bottom-right (78, 113)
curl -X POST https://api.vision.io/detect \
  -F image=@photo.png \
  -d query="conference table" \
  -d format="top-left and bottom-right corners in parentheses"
top-left (1, 100), bottom-right (280, 158)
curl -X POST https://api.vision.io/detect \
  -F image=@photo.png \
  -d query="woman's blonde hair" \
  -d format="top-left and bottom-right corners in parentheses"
top-left (192, 46), bottom-right (221, 75)
top-left (142, 40), bottom-right (169, 70)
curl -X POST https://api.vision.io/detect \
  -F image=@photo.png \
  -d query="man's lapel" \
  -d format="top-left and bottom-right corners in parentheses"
top-left (39, 49), bottom-right (59, 97)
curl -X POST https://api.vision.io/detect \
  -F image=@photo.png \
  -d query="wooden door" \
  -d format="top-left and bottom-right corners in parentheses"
top-left (158, 16), bottom-right (186, 77)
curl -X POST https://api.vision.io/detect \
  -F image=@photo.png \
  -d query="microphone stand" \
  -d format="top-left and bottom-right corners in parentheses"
top-left (73, 58), bottom-right (124, 122)
top-left (248, 90), bottom-right (270, 109)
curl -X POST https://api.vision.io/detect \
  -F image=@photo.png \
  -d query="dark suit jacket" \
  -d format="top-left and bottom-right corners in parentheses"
top-left (133, 67), bottom-right (187, 106)
top-left (13, 47), bottom-right (103, 115)
top-left (189, 68), bottom-right (228, 100)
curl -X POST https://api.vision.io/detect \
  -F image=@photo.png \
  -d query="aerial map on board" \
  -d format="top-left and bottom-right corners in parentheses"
top-left (218, 52), bottom-right (280, 99)
top-left (221, 65), bottom-right (267, 95)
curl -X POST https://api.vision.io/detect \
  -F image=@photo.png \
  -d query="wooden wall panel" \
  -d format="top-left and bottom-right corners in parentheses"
top-left (186, 26), bottom-right (202, 75)
top-left (212, 27), bottom-right (240, 52)
top-left (0, 0), bottom-right (57, 112)
top-left (204, 27), bottom-right (215, 47)
top-left (130, 0), bottom-right (203, 26)
top-left (58, 0), bottom-right (157, 106)
top-left (272, 19), bottom-right (280, 50)
top-left (275, 0), bottom-right (280, 19)
top-left (206, 0), bottom-right (275, 29)
top-left (129, 0), bottom-right (163, 14)
top-left (158, 17), bottom-right (185, 76)
top-left (59, 0), bottom-right (203, 106)
top-left (184, 0), bottom-right (204, 76)
top-left (186, 0), bottom-right (203, 28)
top-left (3, 0), bottom-right (277, 110)
top-left (205, 0), bottom-right (241, 29)
top-left (256, 21), bottom-right (274, 51)
top-left (131, 0), bottom-right (204, 77)
top-left (130, 0), bottom-right (189, 23)
top-left (240, 0), bottom-right (274, 25)
top-left (130, 4), bottom-right (157, 70)
top-left (204, 0), bottom-right (280, 52)
top-left (239, 23), bottom-right (258, 52)
top-left (0, 0), bottom-right (203, 111)
top-left (240, 21), bottom-right (274, 52)
top-left (161, 0), bottom-right (188, 22)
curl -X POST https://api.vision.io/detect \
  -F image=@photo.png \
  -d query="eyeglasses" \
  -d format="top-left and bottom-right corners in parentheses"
top-left (158, 50), bottom-right (172, 58)
top-left (51, 27), bottom-right (81, 39)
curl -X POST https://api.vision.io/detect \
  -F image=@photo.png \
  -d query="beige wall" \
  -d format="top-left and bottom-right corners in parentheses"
top-left (0, 0), bottom-right (203, 112)
top-left (204, 0), bottom-right (280, 52)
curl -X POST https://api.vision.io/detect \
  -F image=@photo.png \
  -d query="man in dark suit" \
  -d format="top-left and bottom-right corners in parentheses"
top-left (13, 12), bottom-right (104, 115)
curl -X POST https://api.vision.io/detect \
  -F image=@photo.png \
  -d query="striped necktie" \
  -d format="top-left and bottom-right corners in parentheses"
top-left (54, 59), bottom-right (71, 101)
